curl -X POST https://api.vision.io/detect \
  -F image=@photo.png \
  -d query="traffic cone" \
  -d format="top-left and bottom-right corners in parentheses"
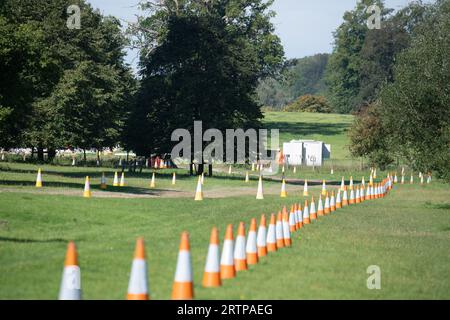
top-left (394, 173), bottom-right (398, 184)
top-left (100, 172), bottom-right (107, 189)
top-left (72, 158), bottom-right (76, 166)
top-left (410, 174), bottom-right (414, 184)
top-left (194, 175), bottom-right (203, 201)
top-left (336, 190), bottom-right (342, 209)
top-left (245, 171), bottom-right (249, 183)
top-left (314, 195), bottom-right (321, 217)
top-left (303, 200), bottom-right (310, 225)
top-left (220, 224), bottom-right (235, 279)
top-left (150, 172), bottom-right (156, 188)
top-left (296, 203), bottom-right (303, 228)
top-left (234, 222), bottom-right (247, 271)
top-left (289, 205), bottom-right (297, 233)
top-left (349, 188), bottom-right (355, 204)
top-left (280, 179), bottom-right (287, 198)
top-left (282, 210), bottom-right (291, 247)
top-left (421, 174), bottom-right (424, 185)
top-left (370, 185), bottom-right (375, 199)
top-left (201, 172), bottom-right (205, 185)
top-left (172, 172), bottom-right (176, 185)
top-left (120, 172), bottom-right (126, 187)
top-left (59, 241), bottom-right (81, 300)
top-left (256, 175), bottom-right (264, 200)
top-left (365, 185), bottom-right (371, 200)
top-left (113, 171), bottom-right (119, 186)
top-left (324, 192), bottom-right (330, 215)
top-left (172, 232), bottom-right (194, 300)
top-left (83, 176), bottom-right (91, 198)
top-left (293, 166), bottom-right (297, 173)
top-left (228, 165), bottom-right (232, 174)
top-left (303, 179), bottom-right (309, 196)
top-left (360, 185), bottom-right (365, 202)
top-left (349, 176), bottom-right (354, 190)
top-left (127, 237), bottom-right (150, 300)
top-left (373, 168), bottom-right (377, 179)
top-left (275, 212), bottom-right (284, 248)
top-left (401, 175), bottom-right (405, 184)
top-left (202, 227), bottom-right (221, 288)
top-left (355, 186), bottom-right (361, 203)
top-left (35, 168), bottom-right (43, 188)
top-left (330, 191), bottom-right (336, 212)
top-left (266, 214), bottom-right (277, 252)
top-left (292, 204), bottom-right (298, 231)
top-left (340, 176), bottom-right (345, 191)
top-left (321, 180), bottom-right (327, 196)
top-left (246, 219), bottom-right (258, 265)
top-left (251, 163), bottom-right (255, 171)
top-left (257, 215), bottom-right (267, 257)
top-left (342, 187), bottom-right (349, 206)
top-left (361, 176), bottom-right (365, 187)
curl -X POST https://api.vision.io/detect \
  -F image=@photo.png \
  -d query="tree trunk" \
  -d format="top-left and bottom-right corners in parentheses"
top-left (83, 149), bottom-right (87, 164)
top-left (190, 161), bottom-right (194, 176)
top-left (198, 163), bottom-right (204, 175)
top-left (48, 148), bottom-right (56, 161)
top-left (37, 147), bottom-right (44, 162)
top-left (208, 164), bottom-right (213, 177)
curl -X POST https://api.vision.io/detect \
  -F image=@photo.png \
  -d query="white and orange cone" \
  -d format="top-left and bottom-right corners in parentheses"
top-left (100, 172), bottom-right (107, 190)
top-left (228, 165), bottom-right (232, 175)
top-left (256, 175), bottom-right (264, 200)
top-left (220, 224), bottom-right (235, 279)
top-left (201, 172), bottom-right (205, 185)
top-left (275, 212), bottom-right (284, 248)
top-left (293, 166), bottom-right (297, 173)
top-left (365, 185), bottom-right (371, 200)
top-left (369, 173), bottom-right (374, 187)
top-left (371, 185), bottom-right (375, 199)
top-left (355, 186), bottom-right (361, 203)
top-left (280, 179), bottom-right (287, 198)
top-left (251, 163), bottom-right (255, 171)
top-left (172, 172), bottom-right (176, 185)
top-left (36, 168), bottom-right (43, 188)
top-left (340, 176), bottom-right (345, 191)
top-left (373, 168), bottom-right (377, 179)
top-left (257, 215), bottom-right (267, 257)
top-left (336, 190), bottom-right (342, 209)
top-left (127, 237), bottom-right (150, 300)
top-left (194, 175), bottom-right (203, 201)
top-left (246, 219), bottom-right (258, 265)
top-left (266, 214), bottom-right (277, 252)
top-left (83, 176), bottom-right (91, 198)
top-left (296, 203), bottom-right (303, 228)
top-left (113, 171), bottom-right (119, 186)
top-left (120, 172), bottom-right (126, 187)
top-left (311, 196), bottom-right (319, 219)
top-left (172, 232), bottom-right (194, 300)
top-left (324, 192), bottom-right (330, 215)
top-left (361, 176), bottom-right (365, 187)
top-left (150, 172), bottom-right (156, 188)
top-left (203, 227), bottom-right (221, 288)
top-left (282, 210), bottom-right (292, 247)
top-left (303, 200), bottom-right (310, 225)
top-left (234, 222), bottom-right (247, 272)
top-left (349, 188), bottom-right (355, 205)
top-left (59, 241), bottom-right (81, 300)
top-left (321, 180), bottom-right (327, 196)
top-left (349, 176), bottom-right (354, 190)
top-left (303, 179), bottom-right (309, 196)
top-left (394, 173), bottom-right (398, 184)
top-left (330, 191), bottom-right (336, 212)
top-left (360, 185), bottom-right (365, 202)
top-left (342, 187), bottom-right (349, 206)
top-left (289, 205), bottom-right (296, 232)
top-left (245, 171), bottom-right (249, 183)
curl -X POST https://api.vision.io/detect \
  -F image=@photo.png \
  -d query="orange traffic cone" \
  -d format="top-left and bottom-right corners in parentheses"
top-left (317, 195), bottom-right (324, 216)
top-left (360, 185), bottom-right (365, 202)
top-left (321, 180), bottom-right (327, 196)
top-left (324, 192), bottom-right (330, 215)
top-left (83, 176), bottom-right (91, 198)
top-left (172, 232), bottom-right (194, 300)
top-left (246, 219), bottom-right (258, 265)
top-left (280, 179), bottom-right (287, 198)
top-left (127, 237), bottom-right (150, 300)
top-left (257, 215), bottom-right (267, 257)
top-left (120, 172), bottom-right (126, 187)
top-left (113, 171), bottom-right (119, 186)
top-left (194, 175), bottom-right (203, 201)
top-left (289, 205), bottom-right (296, 232)
top-left (356, 186), bottom-right (361, 203)
top-left (36, 168), bottom-right (43, 188)
top-left (203, 227), bottom-right (221, 288)
top-left (303, 179), bottom-right (309, 196)
top-left (296, 203), bottom-right (303, 229)
top-left (172, 172), bottom-right (176, 185)
top-left (365, 185), bottom-right (371, 200)
top-left (234, 222), bottom-right (247, 271)
top-left (311, 196), bottom-right (318, 219)
top-left (256, 175), bottom-right (264, 200)
top-left (266, 213), bottom-right (277, 252)
top-left (150, 172), bottom-right (156, 188)
top-left (303, 200), bottom-right (310, 224)
top-left (282, 210), bottom-right (292, 247)
top-left (340, 176), bottom-right (345, 191)
top-left (276, 212), bottom-right (284, 248)
top-left (336, 190), bottom-right (342, 208)
top-left (330, 191), bottom-right (336, 212)
top-left (220, 224), bottom-right (235, 279)
top-left (342, 187), bottom-right (349, 206)
top-left (349, 188), bottom-right (355, 205)
top-left (59, 241), bottom-right (81, 300)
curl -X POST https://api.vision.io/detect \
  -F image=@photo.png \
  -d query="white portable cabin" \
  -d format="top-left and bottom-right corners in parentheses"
top-left (283, 140), bottom-right (331, 167)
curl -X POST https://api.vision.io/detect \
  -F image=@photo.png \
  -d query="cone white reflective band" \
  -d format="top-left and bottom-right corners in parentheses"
top-left (256, 225), bottom-right (267, 247)
top-left (297, 209), bottom-right (303, 222)
top-left (59, 266), bottom-right (81, 300)
top-left (84, 179), bottom-right (90, 192)
top-left (234, 236), bottom-right (246, 260)
top-left (246, 231), bottom-right (257, 254)
top-left (275, 221), bottom-right (283, 240)
top-left (220, 240), bottom-right (234, 266)
top-left (128, 259), bottom-right (148, 294)
top-left (303, 206), bottom-right (309, 219)
top-left (204, 244), bottom-right (220, 272)
top-left (336, 191), bottom-right (341, 203)
top-left (317, 199), bottom-right (323, 212)
top-left (356, 188), bottom-right (360, 199)
top-left (325, 196), bottom-right (330, 208)
top-left (343, 190), bottom-right (348, 200)
top-left (174, 250), bottom-right (192, 282)
top-left (266, 224), bottom-right (276, 244)
top-left (350, 190), bottom-right (354, 200)
top-left (282, 220), bottom-right (290, 239)
top-left (289, 212), bottom-right (296, 228)
top-left (331, 194), bottom-right (336, 207)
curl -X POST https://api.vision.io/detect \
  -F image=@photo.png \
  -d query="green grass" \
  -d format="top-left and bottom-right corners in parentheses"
top-left (0, 180), bottom-right (449, 299)
top-left (263, 111), bottom-right (354, 160)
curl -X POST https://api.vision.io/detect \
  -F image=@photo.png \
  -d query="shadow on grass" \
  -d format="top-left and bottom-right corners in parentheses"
top-left (264, 121), bottom-right (349, 136)
top-left (425, 201), bottom-right (450, 210)
top-left (0, 236), bottom-right (67, 243)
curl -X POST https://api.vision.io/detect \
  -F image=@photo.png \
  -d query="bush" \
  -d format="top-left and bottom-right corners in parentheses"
top-left (284, 95), bottom-right (332, 113)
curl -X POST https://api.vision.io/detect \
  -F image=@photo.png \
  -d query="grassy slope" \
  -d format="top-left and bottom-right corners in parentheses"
top-left (0, 182), bottom-right (449, 299)
top-left (262, 111), bottom-right (354, 160)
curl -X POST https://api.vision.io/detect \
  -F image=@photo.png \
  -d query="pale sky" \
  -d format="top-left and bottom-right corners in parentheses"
top-left (87, 0), bottom-right (431, 70)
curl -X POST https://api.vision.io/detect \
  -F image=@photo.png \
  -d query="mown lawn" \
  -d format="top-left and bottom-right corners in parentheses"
top-left (0, 179), bottom-right (449, 299)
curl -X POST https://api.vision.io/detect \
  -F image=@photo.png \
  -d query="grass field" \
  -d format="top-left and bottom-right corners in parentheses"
top-left (1, 111), bottom-right (449, 300)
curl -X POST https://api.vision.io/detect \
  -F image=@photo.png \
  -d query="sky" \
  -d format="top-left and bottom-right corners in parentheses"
top-left (87, 0), bottom-right (429, 70)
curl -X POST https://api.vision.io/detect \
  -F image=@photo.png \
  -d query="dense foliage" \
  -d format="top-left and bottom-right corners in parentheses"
top-left (284, 95), bottom-right (331, 114)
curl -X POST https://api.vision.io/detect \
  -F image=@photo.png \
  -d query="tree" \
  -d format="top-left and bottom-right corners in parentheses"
top-left (284, 95), bottom-right (332, 113)
top-left (379, 0), bottom-right (450, 179)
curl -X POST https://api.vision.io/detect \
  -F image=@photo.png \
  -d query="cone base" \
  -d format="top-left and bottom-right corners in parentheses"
top-left (83, 192), bottom-right (91, 198)
top-left (194, 192), bottom-right (204, 201)
top-left (276, 239), bottom-right (285, 248)
top-left (246, 253), bottom-right (258, 265)
top-left (127, 293), bottom-right (149, 300)
top-left (220, 265), bottom-right (235, 279)
top-left (234, 259), bottom-right (248, 271)
top-left (284, 239), bottom-right (292, 247)
top-left (336, 203), bottom-right (342, 208)
top-left (342, 201), bottom-right (348, 206)
top-left (324, 209), bottom-right (330, 215)
top-left (257, 246), bottom-right (267, 257)
top-left (172, 282), bottom-right (194, 300)
top-left (202, 272), bottom-right (221, 288)
top-left (303, 218), bottom-right (310, 225)
top-left (280, 192), bottom-right (287, 198)
top-left (267, 243), bottom-right (277, 252)
top-left (311, 214), bottom-right (317, 220)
